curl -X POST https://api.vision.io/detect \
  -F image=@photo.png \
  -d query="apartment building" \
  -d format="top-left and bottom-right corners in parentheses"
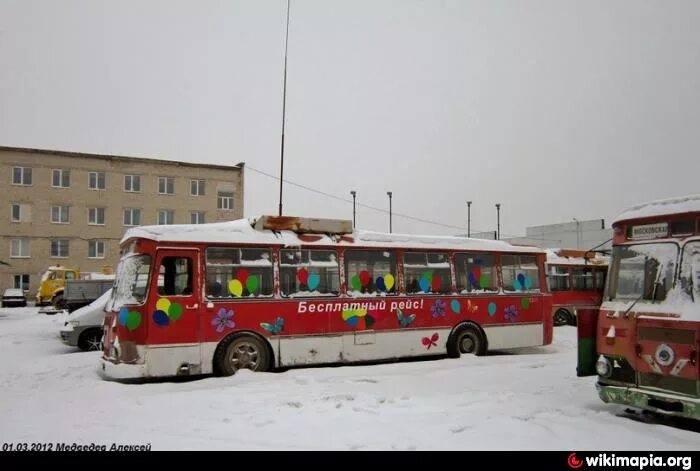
top-left (0, 146), bottom-right (244, 295)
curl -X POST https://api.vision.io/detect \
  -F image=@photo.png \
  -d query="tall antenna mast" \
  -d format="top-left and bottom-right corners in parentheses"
top-left (278, 0), bottom-right (291, 216)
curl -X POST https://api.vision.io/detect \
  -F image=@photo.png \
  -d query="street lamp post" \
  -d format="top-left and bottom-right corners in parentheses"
top-left (573, 218), bottom-right (581, 249)
top-left (495, 203), bottom-right (501, 240)
top-left (387, 191), bottom-right (393, 233)
top-left (467, 201), bottom-right (472, 238)
top-left (350, 190), bottom-right (356, 228)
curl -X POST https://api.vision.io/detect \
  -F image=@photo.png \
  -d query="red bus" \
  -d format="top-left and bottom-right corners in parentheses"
top-left (100, 216), bottom-right (553, 380)
top-left (546, 249), bottom-right (609, 326)
top-left (578, 195), bottom-right (700, 420)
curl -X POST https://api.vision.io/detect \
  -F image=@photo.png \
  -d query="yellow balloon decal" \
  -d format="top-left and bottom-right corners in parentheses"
top-left (228, 279), bottom-right (243, 297)
top-left (384, 274), bottom-right (395, 291)
top-left (156, 298), bottom-right (171, 312)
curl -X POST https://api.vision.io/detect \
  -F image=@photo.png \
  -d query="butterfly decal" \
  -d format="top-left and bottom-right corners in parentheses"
top-left (422, 332), bottom-right (439, 350)
top-left (260, 317), bottom-right (284, 335)
top-left (396, 308), bottom-right (416, 328)
top-left (466, 300), bottom-right (478, 314)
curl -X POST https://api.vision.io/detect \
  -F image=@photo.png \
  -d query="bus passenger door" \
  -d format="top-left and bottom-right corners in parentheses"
top-left (148, 248), bottom-right (203, 376)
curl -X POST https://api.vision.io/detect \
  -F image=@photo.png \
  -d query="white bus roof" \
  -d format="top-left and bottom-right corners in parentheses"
top-left (545, 249), bottom-right (609, 266)
top-left (121, 217), bottom-right (544, 254)
top-left (613, 194), bottom-right (700, 225)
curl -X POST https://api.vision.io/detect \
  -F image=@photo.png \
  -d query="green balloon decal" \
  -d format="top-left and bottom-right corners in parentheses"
top-left (521, 298), bottom-right (529, 310)
top-left (168, 303), bottom-right (183, 322)
top-left (246, 275), bottom-right (259, 294)
top-left (351, 275), bottom-right (362, 291)
top-left (126, 311), bottom-right (142, 331)
top-left (422, 271), bottom-right (433, 283)
top-left (480, 274), bottom-right (489, 289)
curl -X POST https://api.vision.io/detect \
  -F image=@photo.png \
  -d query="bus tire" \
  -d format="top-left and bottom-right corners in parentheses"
top-left (447, 323), bottom-right (486, 358)
top-left (214, 334), bottom-right (271, 376)
top-left (553, 308), bottom-right (571, 327)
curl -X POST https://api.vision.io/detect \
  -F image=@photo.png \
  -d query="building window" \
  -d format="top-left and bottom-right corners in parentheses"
top-left (10, 238), bottom-right (30, 258)
top-left (13, 274), bottom-right (30, 291)
top-left (190, 179), bottom-right (206, 196)
top-left (50, 239), bottom-right (70, 258)
top-left (51, 206), bottom-right (70, 224)
top-left (52, 169), bottom-right (71, 188)
top-left (158, 177), bottom-right (175, 195)
top-left (124, 174), bottom-right (141, 192)
top-left (11, 204), bottom-right (21, 223)
top-left (190, 211), bottom-right (205, 224)
top-left (88, 171), bottom-right (106, 190)
top-left (88, 240), bottom-right (106, 259)
top-left (157, 210), bottom-right (174, 225)
top-left (12, 167), bottom-right (32, 186)
top-left (88, 207), bottom-right (106, 225)
top-left (123, 208), bottom-right (141, 226)
top-left (217, 191), bottom-right (234, 210)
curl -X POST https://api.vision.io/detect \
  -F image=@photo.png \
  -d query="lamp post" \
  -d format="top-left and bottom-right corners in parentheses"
top-left (495, 203), bottom-right (501, 240)
top-left (277, 0), bottom-right (291, 216)
top-left (350, 190), bottom-right (356, 228)
top-left (573, 218), bottom-right (581, 249)
top-left (387, 191), bottom-right (393, 233)
top-left (467, 201), bottom-right (472, 238)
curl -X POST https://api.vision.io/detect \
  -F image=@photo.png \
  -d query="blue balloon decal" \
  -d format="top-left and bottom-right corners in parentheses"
top-left (307, 273), bottom-right (320, 291)
top-left (468, 272), bottom-right (478, 287)
top-left (450, 299), bottom-right (461, 314)
top-left (376, 276), bottom-right (386, 292)
top-left (118, 307), bottom-right (128, 326)
top-left (419, 278), bottom-right (430, 292)
top-left (153, 310), bottom-right (169, 326)
top-left (487, 302), bottom-right (497, 317)
top-left (524, 276), bottom-right (532, 290)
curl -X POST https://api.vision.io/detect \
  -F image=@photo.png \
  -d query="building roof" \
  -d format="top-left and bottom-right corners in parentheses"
top-left (0, 145), bottom-right (244, 172)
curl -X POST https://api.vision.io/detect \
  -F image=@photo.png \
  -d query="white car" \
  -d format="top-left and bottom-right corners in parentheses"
top-left (60, 289), bottom-right (111, 351)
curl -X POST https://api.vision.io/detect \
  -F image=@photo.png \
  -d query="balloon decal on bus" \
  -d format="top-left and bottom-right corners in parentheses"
top-left (342, 308), bottom-right (376, 329)
top-left (513, 273), bottom-right (532, 291)
top-left (296, 268), bottom-right (320, 291)
top-left (153, 298), bottom-right (183, 327)
top-left (228, 269), bottom-right (259, 297)
top-left (118, 307), bottom-right (142, 331)
top-left (350, 271), bottom-right (394, 293)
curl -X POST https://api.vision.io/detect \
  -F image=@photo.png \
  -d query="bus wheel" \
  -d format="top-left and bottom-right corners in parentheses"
top-left (448, 325), bottom-right (486, 357)
top-left (553, 309), bottom-right (571, 327)
top-left (215, 335), bottom-right (270, 376)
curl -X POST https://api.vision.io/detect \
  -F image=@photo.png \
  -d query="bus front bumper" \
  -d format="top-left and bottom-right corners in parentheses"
top-left (597, 382), bottom-right (700, 420)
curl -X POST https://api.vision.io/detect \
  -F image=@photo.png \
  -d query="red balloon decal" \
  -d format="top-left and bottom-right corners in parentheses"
top-left (237, 269), bottom-right (249, 284)
top-left (431, 275), bottom-right (442, 291)
top-left (359, 271), bottom-right (371, 287)
top-left (297, 267), bottom-right (309, 284)
top-left (473, 267), bottom-right (481, 280)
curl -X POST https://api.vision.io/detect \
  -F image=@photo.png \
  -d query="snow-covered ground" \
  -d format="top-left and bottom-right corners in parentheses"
top-left (0, 306), bottom-right (697, 450)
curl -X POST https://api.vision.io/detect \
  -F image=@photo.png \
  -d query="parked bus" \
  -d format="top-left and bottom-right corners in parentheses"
top-left (578, 195), bottom-right (700, 420)
top-left (546, 249), bottom-right (609, 326)
top-left (100, 216), bottom-right (553, 380)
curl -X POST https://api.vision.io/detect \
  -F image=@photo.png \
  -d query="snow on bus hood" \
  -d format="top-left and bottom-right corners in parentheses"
top-left (613, 194), bottom-right (700, 224)
top-left (120, 218), bottom-right (544, 253)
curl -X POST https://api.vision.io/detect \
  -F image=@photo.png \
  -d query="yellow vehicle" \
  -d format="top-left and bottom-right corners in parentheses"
top-left (35, 265), bottom-right (112, 308)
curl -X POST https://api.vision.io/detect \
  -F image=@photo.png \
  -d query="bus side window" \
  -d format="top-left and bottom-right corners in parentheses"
top-left (158, 257), bottom-right (193, 296)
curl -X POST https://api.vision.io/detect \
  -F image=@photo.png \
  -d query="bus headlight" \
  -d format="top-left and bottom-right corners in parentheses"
top-left (655, 344), bottom-right (674, 367)
top-left (596, 355), bottom-right (612, 378)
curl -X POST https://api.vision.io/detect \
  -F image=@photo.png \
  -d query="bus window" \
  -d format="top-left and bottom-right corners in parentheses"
top-left (502, 255), bottom-right (540, 292)
top-left (454, 253), bottom-right (497, 293)
top-left (547, 266), bottom-right (570, 291)
top-left (594, 268), bottom-right (607, 292)
top-left (403, 252), bottom-right (451, 294)
top-left (205, 247), bottom-right (273, 298)
top-left (572, 267), bottom-right (594, 291)
top-left (344, 250), bottom-right (397, 295)
top-left (280, 249), bottom-right (339, 297)
top-left (157, 257), bottom-right (193, 296)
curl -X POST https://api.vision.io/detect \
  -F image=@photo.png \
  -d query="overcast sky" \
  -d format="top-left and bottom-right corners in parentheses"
top-left (1, 0), bottom-right (699, 238)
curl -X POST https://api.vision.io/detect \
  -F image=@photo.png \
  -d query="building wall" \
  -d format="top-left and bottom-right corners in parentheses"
top-left (507, 219), bottom-right (612, 252)
top-left (0, 147), bottom-right (244, 296)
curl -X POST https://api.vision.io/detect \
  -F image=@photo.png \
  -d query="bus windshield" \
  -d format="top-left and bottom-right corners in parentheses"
top-left (680, 241), bottom-right (700, 300)
top-left (107, 254), bottom-right (152, 311)
top-left (607, 243), bottom-right (677, 302)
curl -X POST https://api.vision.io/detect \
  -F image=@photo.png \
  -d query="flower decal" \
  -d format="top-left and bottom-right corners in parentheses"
top-left (431, 299), bottom-right (446, 318)
top-left (504, 304), bottom-right (519, 322)
top-left (212, 308), bottom-right (235, 333)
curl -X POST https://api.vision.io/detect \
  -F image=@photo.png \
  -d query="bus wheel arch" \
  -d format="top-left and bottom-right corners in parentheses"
top-left (213, 331), bottom-right (274, 376)
top-left (553, 308), bottom-right (573, 327)
top-left (447, 321), bottom-right (487, 357)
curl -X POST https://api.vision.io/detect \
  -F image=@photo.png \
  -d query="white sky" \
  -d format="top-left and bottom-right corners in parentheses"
top-left (1, 0), bottom-right (699, 238)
